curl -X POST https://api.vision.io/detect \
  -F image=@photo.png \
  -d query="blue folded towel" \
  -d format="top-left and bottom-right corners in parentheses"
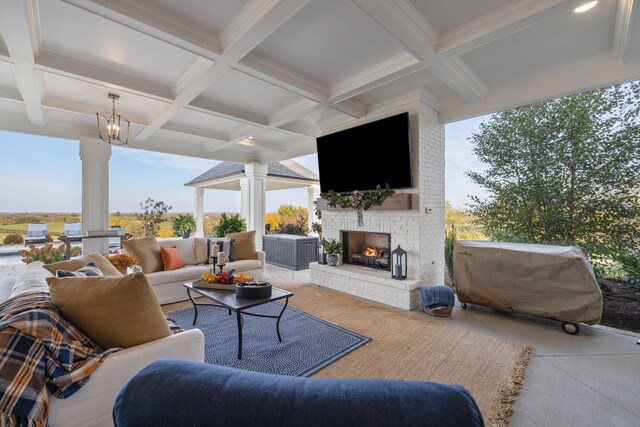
top-left (420, 285), bottom-right (455, 311)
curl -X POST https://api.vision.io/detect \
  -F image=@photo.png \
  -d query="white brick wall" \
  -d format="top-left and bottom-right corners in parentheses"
top-left (310, 99), bottom-right (445, 310)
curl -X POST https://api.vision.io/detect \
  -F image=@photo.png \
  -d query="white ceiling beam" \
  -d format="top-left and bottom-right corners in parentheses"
top-left (135, 0), bottom-right (310, 142)
top-left (366, 87), bottom-right (442, 117)
top-left (35, 52), bottom-right (175, 101)
top-left (236, 139), bottom-right (288, 152)
top-left (436, 0), bottom-right (575, 59)
top-left (126, 137), bottom-right (248, 163)
top-left (1, 0), bottom-right (45, 125)
top-left (133, 56), bottom-right (216, 141)
top-left (277, 121), bottom-right (321, 138)
top-left (268, 99), bottom-right (319, 127)
top-left (62, 0), bottom-right (222, 59)
top-left (330, 98), bottom-right (366, 118)
top-left (0, 111), bottom-right (95, 140)
top-left (42, 96), bottom-right (148, 125)
top-left (188, 97), bottom-right (268, 127)
top-left (158, 123), bottom-right (229, 144)
top-left (329, 52), bottom-right (424, 102)
top-left (439, 54), bottom-right (640, 124)
top-left (236, 53), bottom-right (327, 102)
top-left (613, 0), bottom-right (637, 62)
top-left (351, 0), bottom-right (487, 102)
top-left (213, 99), bottom-right (319, 149)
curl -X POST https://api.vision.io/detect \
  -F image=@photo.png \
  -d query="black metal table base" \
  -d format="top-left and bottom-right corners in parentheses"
top-left (186, 288), bottom-right (290, 359)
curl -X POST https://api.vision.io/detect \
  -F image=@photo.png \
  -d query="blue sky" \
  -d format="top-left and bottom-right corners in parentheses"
top-left (0, 117), bottom-right (488, 213)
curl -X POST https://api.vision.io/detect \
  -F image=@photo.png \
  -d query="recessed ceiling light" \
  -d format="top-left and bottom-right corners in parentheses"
top-left (574, 1), bottom-right (597, 13)
top-left (248, 136), bottom-right (254, 139)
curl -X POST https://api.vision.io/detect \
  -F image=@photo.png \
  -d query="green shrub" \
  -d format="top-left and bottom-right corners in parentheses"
top-left (614, 249), bottom-right (640, 289)
top-left (275, 212), bottom-right (308, 236)
top-left (445, 224), bottom-right (456, 284)
top-left (3, 234), bottom-right (24, 245)
top-left (214, 213), bottom-right (246, 237)
top-left (172, 214), bottom-right (196, 237)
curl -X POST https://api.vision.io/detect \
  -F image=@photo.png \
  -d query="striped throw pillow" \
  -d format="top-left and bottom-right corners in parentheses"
top-left (56, 262), bottom-right (104, 278)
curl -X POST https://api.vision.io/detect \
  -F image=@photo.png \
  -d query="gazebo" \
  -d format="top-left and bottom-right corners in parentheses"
top-left (185, 160), bottom-right (320, 248)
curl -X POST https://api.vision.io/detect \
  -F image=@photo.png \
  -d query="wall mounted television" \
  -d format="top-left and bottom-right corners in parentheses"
top-left (316, 112), bottom-right (412, 193)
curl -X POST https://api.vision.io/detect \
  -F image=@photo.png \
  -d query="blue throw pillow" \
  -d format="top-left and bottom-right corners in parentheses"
top-left (207, 238), bottom-right (236, 263)
top-left (56, 262), bottom-right (104, 278)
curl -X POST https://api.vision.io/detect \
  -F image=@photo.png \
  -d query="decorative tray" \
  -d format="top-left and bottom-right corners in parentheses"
top-left (192, 280), bottom-right (236, 291)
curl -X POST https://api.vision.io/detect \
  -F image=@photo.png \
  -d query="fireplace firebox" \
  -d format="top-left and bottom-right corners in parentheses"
top-left (341, 231), bottom-right (391, 271)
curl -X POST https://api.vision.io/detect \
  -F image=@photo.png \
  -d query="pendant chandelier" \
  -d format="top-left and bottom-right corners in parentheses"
top-left (96, 93), bottom-right (130, 145)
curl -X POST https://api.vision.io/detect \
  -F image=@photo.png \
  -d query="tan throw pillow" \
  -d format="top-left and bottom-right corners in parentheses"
top-left (226, 230), bottom-right (257, 260)
top-left (43, 252), bottom-right (122, 276)
top-left (47, 272), bottom-right (171, 349)
top-left (122, 236), bottom-right (162, 273)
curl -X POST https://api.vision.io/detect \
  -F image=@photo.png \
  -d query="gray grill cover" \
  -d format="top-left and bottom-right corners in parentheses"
top-left (453, 241), bottom-right (602, 325)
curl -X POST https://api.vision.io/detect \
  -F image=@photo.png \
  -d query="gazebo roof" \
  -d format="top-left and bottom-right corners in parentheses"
top-left (185, 160), bottom-right (319, 191)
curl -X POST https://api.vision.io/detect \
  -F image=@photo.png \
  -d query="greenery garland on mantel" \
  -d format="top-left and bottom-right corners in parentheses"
top-left (319, 184), bottom-right (395, 227)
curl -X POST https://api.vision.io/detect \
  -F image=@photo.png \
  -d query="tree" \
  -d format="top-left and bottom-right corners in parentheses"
top-left (466, 83), bottom-right (640, 252)
top-left (138, 198), bottom-right (171, 237)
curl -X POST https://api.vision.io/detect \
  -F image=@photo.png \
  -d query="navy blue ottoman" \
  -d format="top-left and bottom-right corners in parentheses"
top-left (113, 359), bottom-right (484, 427)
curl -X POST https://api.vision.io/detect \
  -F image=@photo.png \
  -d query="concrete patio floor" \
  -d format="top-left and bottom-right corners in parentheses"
top-left (262, 264), bottom-right (640, 427)
top-left (2, 262), bottom-right (638, 426)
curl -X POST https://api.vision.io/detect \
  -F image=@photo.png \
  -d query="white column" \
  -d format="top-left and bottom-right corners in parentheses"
top-left (242, 163), bottom-right (267, 250)
top-left (239, 178), bottom-right (250, 221)
top-left (307, 184), bottom-right (320, 235)
top-left (79, 137), bottom-right (111, 255)
top-left (193, 187), bottom-right (204, 237)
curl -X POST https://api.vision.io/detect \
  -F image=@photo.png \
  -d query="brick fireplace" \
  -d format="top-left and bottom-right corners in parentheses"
top-left (309, 101), bottom-right (445, 310)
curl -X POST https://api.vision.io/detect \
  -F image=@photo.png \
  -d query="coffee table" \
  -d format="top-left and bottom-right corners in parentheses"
top-left (183, 283), bottom-right (293, 359)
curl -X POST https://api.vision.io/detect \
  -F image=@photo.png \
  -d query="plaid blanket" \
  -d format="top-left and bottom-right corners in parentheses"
top-left (0, 292), bottom-right (113, 426)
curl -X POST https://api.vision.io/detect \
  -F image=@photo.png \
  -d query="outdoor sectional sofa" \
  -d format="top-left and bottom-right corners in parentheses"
top-left (0, 261), bottom-right (205, 426)
top-left (123, 236), bottom-right (265, 304)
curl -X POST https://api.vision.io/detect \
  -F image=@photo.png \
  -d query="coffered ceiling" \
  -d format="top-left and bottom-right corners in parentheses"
top-left (0, 0), bottom-right (638, 163)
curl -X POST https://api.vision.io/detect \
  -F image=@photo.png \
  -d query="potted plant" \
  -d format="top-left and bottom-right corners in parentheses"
top-left (172, 214), bottom-right (197, 238)
top-left (107, 253), bottom-right (139, 275)
top-left (213, 213), bottom-right (246, 237)
top-left (321, 238), bottom-right (343, 266)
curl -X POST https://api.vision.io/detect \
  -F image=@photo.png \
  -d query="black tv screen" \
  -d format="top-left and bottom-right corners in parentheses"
top-left (316, 112), bottom-right (412, 193)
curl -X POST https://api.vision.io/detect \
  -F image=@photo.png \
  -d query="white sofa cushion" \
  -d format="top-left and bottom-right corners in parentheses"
top-left (226, 259), bottom-right (262, 272)
top-left (145, 265), bottom-right (211, 286)
top-left (9, 261), bottom-right (53, 299)
top-left (159, 239), bottom-right (197, 266)
top-left (193, 238), bottom-right (208, 264)
top-left (0, 275), bottom-right (17, 303)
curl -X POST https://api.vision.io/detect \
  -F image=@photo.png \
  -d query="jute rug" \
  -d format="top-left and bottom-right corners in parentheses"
top-left (166, 280), bottom-right (531, 426)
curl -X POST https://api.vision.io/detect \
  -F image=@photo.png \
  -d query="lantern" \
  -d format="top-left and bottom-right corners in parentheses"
top-left (391, 245), bottom-right (407, 280)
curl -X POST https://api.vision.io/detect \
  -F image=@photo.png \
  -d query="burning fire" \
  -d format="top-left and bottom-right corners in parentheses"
top-left (362, 247), bottom-right (378, 257)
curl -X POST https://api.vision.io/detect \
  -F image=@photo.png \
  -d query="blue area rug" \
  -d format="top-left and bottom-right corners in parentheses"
top-left (168, 302), bottom-right (370, 377)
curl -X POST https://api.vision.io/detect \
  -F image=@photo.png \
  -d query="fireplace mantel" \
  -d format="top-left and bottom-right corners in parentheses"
top-left (315, 193), bottom-right (412, 212)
